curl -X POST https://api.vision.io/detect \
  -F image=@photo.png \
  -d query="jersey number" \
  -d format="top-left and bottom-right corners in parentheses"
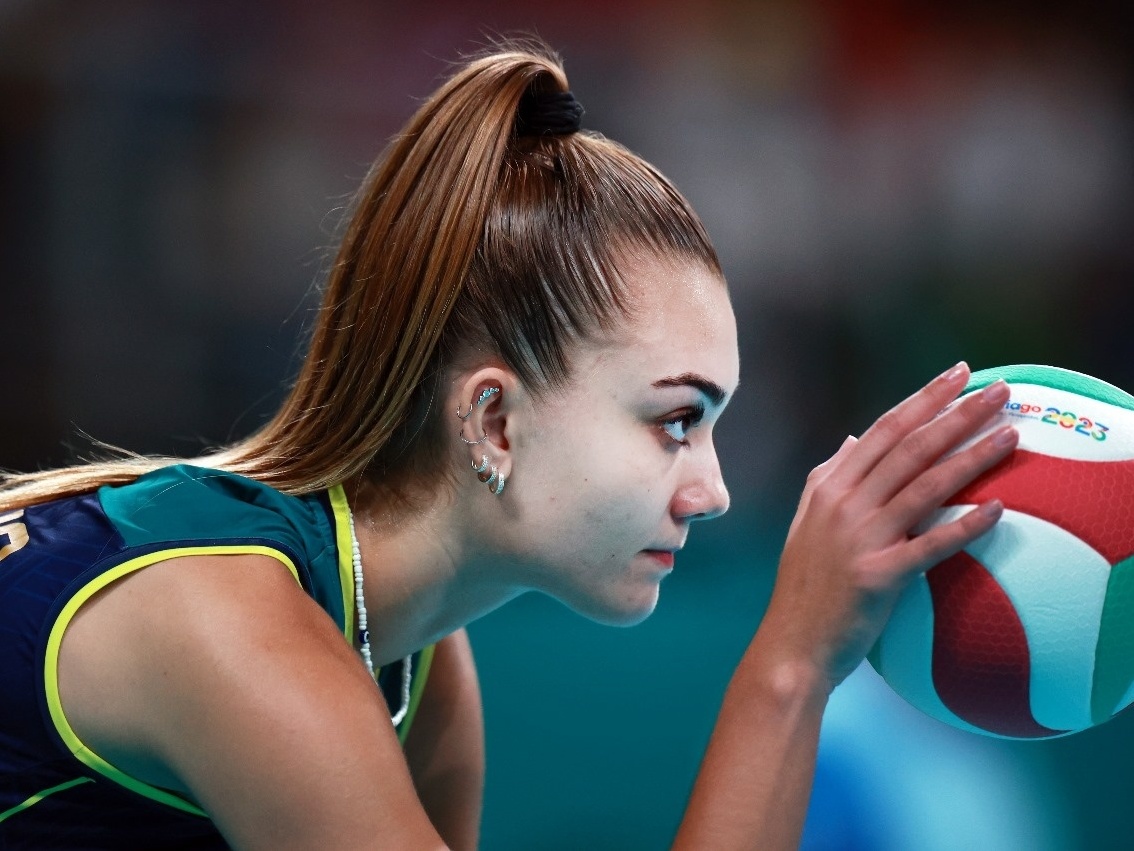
top-left (0, 510), bottom-right (29, 562)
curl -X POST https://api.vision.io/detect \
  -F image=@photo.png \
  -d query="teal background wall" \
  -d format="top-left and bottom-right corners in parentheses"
top-left (2, 2), bottom-right (1134, 847)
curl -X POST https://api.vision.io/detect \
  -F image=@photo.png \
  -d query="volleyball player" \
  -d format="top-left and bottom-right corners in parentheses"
top-left (0, 42), bottom-right (1015, 849)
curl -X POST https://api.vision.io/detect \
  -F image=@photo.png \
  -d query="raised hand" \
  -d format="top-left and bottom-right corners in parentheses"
top-left (675, 363), bottom-right (1021, 851)
top-left (760, 362), bottom-right (1018, 691)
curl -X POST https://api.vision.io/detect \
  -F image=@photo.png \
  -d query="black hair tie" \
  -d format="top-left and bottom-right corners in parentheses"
top-left (515, 89), bottom-right (584, 137)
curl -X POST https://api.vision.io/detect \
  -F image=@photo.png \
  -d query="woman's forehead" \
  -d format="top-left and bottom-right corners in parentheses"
top-left (581, 261), bottom-right (739, 394)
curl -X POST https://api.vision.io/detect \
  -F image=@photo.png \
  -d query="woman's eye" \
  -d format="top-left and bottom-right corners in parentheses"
top-left (660, 405), bottom-right (705, 444)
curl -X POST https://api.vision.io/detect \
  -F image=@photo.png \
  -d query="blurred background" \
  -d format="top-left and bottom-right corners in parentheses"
top-left (2, 0), bottom-right (1133, 847)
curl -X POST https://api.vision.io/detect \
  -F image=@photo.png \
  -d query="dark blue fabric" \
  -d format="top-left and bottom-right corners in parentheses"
top-left (0, 492), bottom-right (229, 848)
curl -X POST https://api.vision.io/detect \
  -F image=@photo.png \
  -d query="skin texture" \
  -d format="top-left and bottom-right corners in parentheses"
top-left (56, 254), bottom-right (1016, 849)
top-left (404, 630), bottom-right (484, 850)
top-left (459, 256), bottom-right (738, 625)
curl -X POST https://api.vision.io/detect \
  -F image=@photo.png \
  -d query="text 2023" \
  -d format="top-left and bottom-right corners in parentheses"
top-left (1040, 407), bottom-right (1108, 441)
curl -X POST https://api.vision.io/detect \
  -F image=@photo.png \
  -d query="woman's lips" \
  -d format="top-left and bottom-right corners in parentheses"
top-left (642, 550), bottom-right (675, 569)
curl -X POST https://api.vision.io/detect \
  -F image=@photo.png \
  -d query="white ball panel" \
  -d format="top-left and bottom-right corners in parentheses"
top-left (1009, 384), bottom-right (1134, 461)
top-left (948, 383), bottom-right (1134, 462)
top-left (927, 505), bottom-right (1111, 731)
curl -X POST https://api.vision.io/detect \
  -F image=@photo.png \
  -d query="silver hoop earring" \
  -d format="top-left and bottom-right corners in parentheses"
top-left (460, 431), bottom-right (488, 446)
top-left (472, 454), bottom-right (490, 474)
top-left (492, 473), bottom-right (506, 496)
top-left (484, 467), bottom-right (499, 488)
top-left (457, 386), bottom-right (500, 420)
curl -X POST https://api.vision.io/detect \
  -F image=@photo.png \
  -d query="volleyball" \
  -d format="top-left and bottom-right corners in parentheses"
top-left (867, 364), bottom-right (1134, 739)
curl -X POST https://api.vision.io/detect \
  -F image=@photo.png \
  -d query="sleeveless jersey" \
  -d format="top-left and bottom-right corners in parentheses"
top-left (0, 465), bottom-right (434, 849)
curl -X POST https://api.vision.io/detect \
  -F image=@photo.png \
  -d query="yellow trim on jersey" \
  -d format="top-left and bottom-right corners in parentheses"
top-left (0, 777), bottom-right (94, 823)
top-left (43, 545), bottom-right (302, 817)
top-left (396, 643), bottom-right (436, 745)
top-left (326, 484), bottom-right (356, 644)
top-left (325, 484), bottom-right (434, 744)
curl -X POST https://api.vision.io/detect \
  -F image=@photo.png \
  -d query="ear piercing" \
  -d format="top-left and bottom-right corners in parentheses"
top-left (457, 386), bottom-right (499, 420)
top-left (459, 388), bottom-right (506, 495)
top-left (457, 386), bottom-right (499, 445)
top-left (472, 457), bottom-right (506, 495)
top-left (480, 466), bottom-right (506, 496)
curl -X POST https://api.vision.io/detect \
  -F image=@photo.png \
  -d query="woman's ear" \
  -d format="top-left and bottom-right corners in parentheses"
top-left (453, 368), bottom-right (516, 489)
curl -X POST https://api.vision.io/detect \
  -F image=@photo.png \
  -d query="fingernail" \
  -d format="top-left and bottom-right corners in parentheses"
top-left (992, 425), bottom-right (1018, 448)
top-left (981, 379), bottom-right (1010, 403)
top-left (981, 499), bottom-right (1004, 519)
top-left (942, 361), bottom-right (968, 382)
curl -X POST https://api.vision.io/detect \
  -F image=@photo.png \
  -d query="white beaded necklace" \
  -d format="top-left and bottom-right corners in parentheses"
top-left (348, 509), bottom-right (412, 727)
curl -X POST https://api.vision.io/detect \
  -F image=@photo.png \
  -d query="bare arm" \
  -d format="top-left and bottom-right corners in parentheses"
top-left (60, 554), bottom-right (450, 850)
top-left (674, 364), bottom-right (1017, 849)
top-left (404, 629), bottom-right (484, 851)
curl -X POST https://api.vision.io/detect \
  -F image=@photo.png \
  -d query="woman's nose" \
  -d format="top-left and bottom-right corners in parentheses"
top-left (671, 449), bottom-right (730, 522)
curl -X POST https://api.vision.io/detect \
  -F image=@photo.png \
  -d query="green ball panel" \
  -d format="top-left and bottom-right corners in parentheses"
top-left (1091, 555), bottom-right (1134, 725)
top-left (965, 364), bottom-right (1134, 412)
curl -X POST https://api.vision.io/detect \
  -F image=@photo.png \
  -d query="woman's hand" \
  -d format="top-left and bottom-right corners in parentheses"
top-left (760, 361), bottom-right (1018, 692)
top-left (673, 363), bottom-right (1019, 851)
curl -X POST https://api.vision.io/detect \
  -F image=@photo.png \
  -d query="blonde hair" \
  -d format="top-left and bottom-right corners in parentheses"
top-left (1, 40), bottom-right (720, 511)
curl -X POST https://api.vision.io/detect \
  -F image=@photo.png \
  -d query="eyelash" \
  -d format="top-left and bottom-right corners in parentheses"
top-left (660, 404), bottom-right (706, 445)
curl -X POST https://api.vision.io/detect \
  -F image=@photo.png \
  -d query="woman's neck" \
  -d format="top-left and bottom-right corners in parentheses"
top-left (345, 477), bottom-right (524, 665)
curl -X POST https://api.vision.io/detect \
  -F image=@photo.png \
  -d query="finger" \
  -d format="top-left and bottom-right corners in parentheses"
top-left (855, 379), bottom-right (1010, 507)
top-left (887, 498), bottom-right (1004, 577)
top-left (830, 362), bottom-right (970, 487)
top-left (879, 423), bottom-right (1017, 542)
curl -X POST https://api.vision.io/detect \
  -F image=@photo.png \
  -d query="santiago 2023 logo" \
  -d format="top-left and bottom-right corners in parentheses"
top-left (1002, 400), bottom-right (1109, 442)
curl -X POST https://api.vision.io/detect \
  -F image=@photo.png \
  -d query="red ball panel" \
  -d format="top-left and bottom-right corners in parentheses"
top-left (948, 450), bottom-right (1134, 565)
top-left (928, 550), bottom-right (1064, 738)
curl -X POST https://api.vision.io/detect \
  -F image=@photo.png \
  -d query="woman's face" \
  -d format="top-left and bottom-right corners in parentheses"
top-left (503, 255), bottom-right (739, 625)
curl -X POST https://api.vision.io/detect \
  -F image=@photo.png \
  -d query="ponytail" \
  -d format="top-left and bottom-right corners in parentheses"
top-left (208, 46), bottom-right (575, 493)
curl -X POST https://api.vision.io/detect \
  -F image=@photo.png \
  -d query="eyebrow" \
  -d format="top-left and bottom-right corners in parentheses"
top-left (652, 373), bottom-right (731, 407)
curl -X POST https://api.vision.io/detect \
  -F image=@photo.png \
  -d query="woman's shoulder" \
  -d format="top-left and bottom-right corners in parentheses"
top-left (98, 463), bottom-right (332, 553)
top-left (55, 546), bottom-right (371, 808)
top-left (105, 462), bottom-right (306, 517)
top-left (95, 462), bottom-right (354, 635)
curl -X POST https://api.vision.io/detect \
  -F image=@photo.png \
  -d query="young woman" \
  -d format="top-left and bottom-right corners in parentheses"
top-left (0, 43), bottom-right (1016, 849)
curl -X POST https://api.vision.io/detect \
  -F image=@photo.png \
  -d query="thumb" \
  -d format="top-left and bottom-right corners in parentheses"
top-left (834, 433), bottom-right (858, 457)
top-left (794, 434), bottom-right (860, 527)
top-left (811, 434), bottom-right (859, 484)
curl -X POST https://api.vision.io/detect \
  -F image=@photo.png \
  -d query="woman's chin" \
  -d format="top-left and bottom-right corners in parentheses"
top-left (565, 586), bottom-right (660, 627)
